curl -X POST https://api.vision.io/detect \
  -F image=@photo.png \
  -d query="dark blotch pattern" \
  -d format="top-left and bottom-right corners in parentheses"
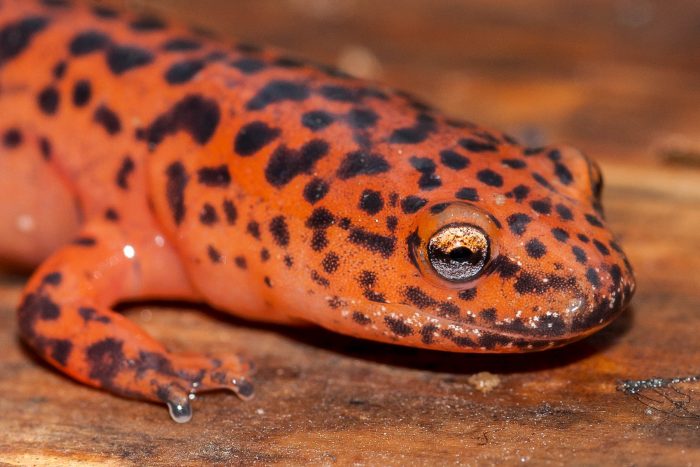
top-left (400, 196), bottom-right (427, 214)
top-left (476, 169), bottom-right (503, 187)
top-left (440, 150), bottom-right (469, 170)
top-left (409, 156), bottom-right (441, 190)
top-left (336, 151), bottom-right (390, 180)
top-left (86, 338), bottom-right (124, 386)
top-left (93, 105), bottom-right (121, 134)
top-left (302, 110), bottom-right (334, 131)
top-left (197, 165), bottom-right (231, 187)
top-left (165, 161), bottom-right (188, 225)
top-left (303, 178), bottom-right (329, 204)
top-left (247, 80), bottom-right (309, 111)
top-left (455, 187), bottom-right (479, 201)
top-left (384, 317), bottom-right (413, 337)
top-left (144, 94), bottom-right (220, 146)
top-left (265, 140), bottom-right (329, 187)
top-left (0, 16), bottom-right (49, 66)
top-left (358, 190), bottom-right (383, 215)
top-left (269, 216), bottom-right (290, 247)
top-left (525, 238), bottom-right (547, 259)
top-left (507, 213), bottom-right (532, 236)
top-left (115, 156), bottom-right (135, 190)
top-left (164, 59), bottom-right (205, 84)
top-left (234, 121), bottom-right (281, 156)
top-left (69, 30), bottom-right (109, 56)
top-left (348, 228), bottom-right (395, 258)
top-left (72, 79), bottom-right (92, 107)
top-left (38, 86), bottom-right (59, 115)
top-left (107, 45), bottom-right (154, 75)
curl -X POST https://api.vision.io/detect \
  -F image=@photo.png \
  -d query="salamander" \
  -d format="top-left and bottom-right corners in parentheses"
top-left (0, 0), bottom-right (635, 422)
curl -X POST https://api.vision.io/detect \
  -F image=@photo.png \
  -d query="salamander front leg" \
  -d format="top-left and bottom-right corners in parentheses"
top-left (17, 222), bottom-right (254, 422)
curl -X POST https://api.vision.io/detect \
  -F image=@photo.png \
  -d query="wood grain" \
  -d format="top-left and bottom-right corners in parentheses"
top-left (1, 0), bottom-right (699, 465)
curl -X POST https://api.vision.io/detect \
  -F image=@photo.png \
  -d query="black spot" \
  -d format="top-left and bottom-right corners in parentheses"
top-left (339, 218), bottom-right (352, 229)
top-left (507, 213), bottom-right (531, 236)
top-left (269, 216), bottom-right (290, 247)
top-left (455, 187), bottom-right (478, 201)
top-left (234, 121), bottom-right (281, 156)
top-left (52, 60), bottom-right (67, 79)
top-left (197, 165), bottom-right (231, 187)
top-left (2, 128), bottom-right (22, 148)
top-left (547, 149), bottom-right (561, 161)
top-left (491, 255), bottom-right (521, 279)
top-left (578, 234), bottom-right (590, 243)
top-left (586, 268), bottom-right (601, 287)
top-left (306, 207), bottom-right (335, 229)
top-left (311, 230), bottom-right (328, 251)
top-left (115, 156), bottom-right (135, 190)
top-left (593, 239), bottom-right (610, 256)
top-left (93, 105), bottom-right (121, 134)
top-left (440, 150), bottom-right (469, 170)
top-left (130, 15), bottom-right (166, 31)
top-left (39, 137), bottom-right (52, 160)
top-left (72, 79), bottom-right (91, 107)
top-left (234, 42), bottom-right (262, 53)
top-left (144, 94), bottom-right (220, 146)
top-left (303, 178), bottom-right (329, 204)
top-left (430, 202), bottom-right (450, 214)
top-left (79, 306), bottom-right (109, 323)
top-left (264, 276), bottom-right (272, 288)
top-left (525, 238), bottom-right (547, 259)
top-left (310, 270), bottom-right (329, 287)
top-left (222, 199), bottom-right (237, 225)
top-left (530, 199), bottom-right (551, 215)
top-left (162, 37), bottom-right (202, 51)
top-left (207, 245), bottom-right (222, 263)
top-left (73, 236), bottom-right (96, 246)
top-left (346, 108), bottom-right (379, 129)
top-left (532, 172), bottom-right (555, 191)
top-left (265, 140), bottom-right (329, 187)
top-left (86, 338), bottom-right (124, 386)
top-left (409, 156), bottom-right (441, 190)
top-left (301, 110), bottom-right (334, 131)
top-left (352, 312), bottom-right (371, 325)
top-left (459, 138), bottom-right (497, 153)
top-left (230, 57), bottom-right (266, 74)
top-left (247, 221), bottom-right (261, 239)
top-left (384, 317), bottom-right (413, 337)
top-left (480, 308), bottom-right (497, 321)
top-left (92, 6), bottom-right (119, 19)
top-left (336, 150), bottom-right (390, 180)
top-left (38, 86), bottom-right (59, 115)
top-left (165, 161), bottom-right (188, 225)
top-left (0, 16), bottom-right (49, 66)
top-left (319, 85), bottom-right (359, 102)
top-left (386, 216), bottom-right (398, 232)
top-left (400, 196), bottom-right (427, 214)
top-left (585, 214), bottom-right (604, 228)
top-left (420, 324), bottom-right (438, 345)
top-left (476, 169), bottom-right (503, 187)
top-left (358, 190), bottom-right (383, 215)
top-left (556, 204), bottom-right (573, 221)
top-left (514, 273), bottom-right (549, 295)
top-left (273, 56), bottom-right (304, 68)
top-left (348, 228), bottom-right (395, 258)
top-left (572, 246), bottom-right (587, 264)
top-left (507, 184), bottom-right (530, 202)
top-left (554, 162), bottom-right (573, 185)
top-left (551, 228), bottom-right (569, 242)
top-left (247, 80), bottom-right (309, 110)
top-left (41, 0), bottom-right (71, 7)
top-left (199, 203), bottom-right (218, 225)
top-left (105, 208), bottom-right (120, 221)
top-left (260, 248), bottom-right (270, 262)
top-left (51, 339), bottom-right (72, 366)
top-left (106, 45), bottom-right (154, 75)
top-left (69, 30), bottom-right (110, 56)
top-left (458, 288), bottom-right (476, 301)
top-left (389, 113), bottom-right (436, 144)
top-left (502, 158), bottom-right (527, 169)
top-left (403, 286), bottom-right (437, 309)
top-left (234, 256), bottom-right (247, 269)
top-left (164, 59), bottom-right (205, 84)
top-left (320, 252), bottom-right (340, 274)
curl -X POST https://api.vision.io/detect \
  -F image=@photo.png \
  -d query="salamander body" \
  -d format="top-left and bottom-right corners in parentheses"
top-left (0, 0), bottom-right (635, 421)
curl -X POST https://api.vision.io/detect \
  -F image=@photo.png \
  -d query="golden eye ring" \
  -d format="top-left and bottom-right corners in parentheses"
top-left (427, 223), bottom-right (490, 283)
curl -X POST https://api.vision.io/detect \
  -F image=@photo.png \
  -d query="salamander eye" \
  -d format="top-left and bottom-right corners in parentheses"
top-left (410, 201), bottom-right (501, 289)
top-left (427, 223), bottom-right (490, 282)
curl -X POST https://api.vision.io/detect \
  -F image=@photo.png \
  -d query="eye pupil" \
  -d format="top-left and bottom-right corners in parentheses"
top-left (448, 246), bottom-right (475, 264)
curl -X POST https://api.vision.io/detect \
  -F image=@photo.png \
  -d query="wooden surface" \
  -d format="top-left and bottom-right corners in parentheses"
top-left (2, 0), bottom-right (700, 465)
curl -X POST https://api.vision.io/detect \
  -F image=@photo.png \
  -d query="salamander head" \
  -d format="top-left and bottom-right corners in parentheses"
top-left (307, 143), bottom-right (635, 352)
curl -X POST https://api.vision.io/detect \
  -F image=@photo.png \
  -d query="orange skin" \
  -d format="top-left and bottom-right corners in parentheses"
top-left (0, 0), bottom-right (635, 422)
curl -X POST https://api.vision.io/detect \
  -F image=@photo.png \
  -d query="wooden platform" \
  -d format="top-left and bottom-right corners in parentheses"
top-left (2, 0), bottom-right (700, 464)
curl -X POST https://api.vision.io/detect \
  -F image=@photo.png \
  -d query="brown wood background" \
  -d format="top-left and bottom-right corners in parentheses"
top-left (2, 0), bottom-right (700, 464)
